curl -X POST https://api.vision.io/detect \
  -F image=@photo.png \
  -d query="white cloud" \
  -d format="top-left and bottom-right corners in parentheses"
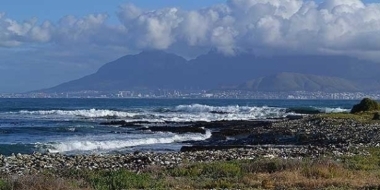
top-left (112, 0), bottom-right (380, 57)
top-left (2, 0), bottom-right (380, 92)
top-left (2, 0), bottom-right (380, 57)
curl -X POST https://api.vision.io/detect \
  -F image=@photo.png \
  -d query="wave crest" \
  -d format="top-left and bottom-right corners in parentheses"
top-left (18, 109), bottom-right (137, 118)
top-left (47, 130), bottom-right (212, 153)
top-left (316, 107), bottom-right (350, 113)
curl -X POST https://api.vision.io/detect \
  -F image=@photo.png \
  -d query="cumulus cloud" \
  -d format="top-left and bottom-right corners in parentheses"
top-left (2, 0), bottom-right (380, 92)
top-left (2, 0), bottom-right (380, 58)
top-left (114, 0), bottom-right (380, 57)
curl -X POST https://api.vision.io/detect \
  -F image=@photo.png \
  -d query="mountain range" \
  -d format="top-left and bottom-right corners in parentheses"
top-left (40, 50), bottom-right (380, 92)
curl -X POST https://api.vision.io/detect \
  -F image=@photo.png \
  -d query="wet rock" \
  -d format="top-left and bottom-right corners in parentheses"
top-left (181, 145), bottom-right (247, 152)
top-left (209, 111), bottom-right (229, 114)
top-left (286, 115), bottom-right (304, 120)
top-left (100, 120), bottom-right (151, 127)
top-left (140, 126), bottom-right (206, 134)
top-left (286, 108), bottom-right (321, 114)
top-left (210, 132), bottom-right (227, 141)
top-left (100, 120), bottom-right (127, 126)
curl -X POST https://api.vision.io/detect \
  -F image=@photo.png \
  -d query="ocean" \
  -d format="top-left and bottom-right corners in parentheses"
top-left (0, 98), bottom-right (356, 155)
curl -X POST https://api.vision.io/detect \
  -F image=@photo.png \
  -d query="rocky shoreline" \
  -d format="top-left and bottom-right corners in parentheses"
top-left (1, 115), bottom-right (379, 175)
top-left (0, 145), bottom-right (367, 176)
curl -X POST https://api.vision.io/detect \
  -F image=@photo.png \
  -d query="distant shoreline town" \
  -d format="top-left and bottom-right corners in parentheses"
top-left (2, 90), bottom-right (380, 100)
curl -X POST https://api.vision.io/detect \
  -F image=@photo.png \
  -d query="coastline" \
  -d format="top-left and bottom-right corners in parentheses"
top-left (2, 115), bottom-right (379, 174)
top-left (2, 113), bottom-right (380, 189)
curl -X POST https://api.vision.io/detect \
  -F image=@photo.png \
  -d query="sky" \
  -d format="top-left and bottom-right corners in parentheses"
top-left (1, 0), bottom-right (380, 92)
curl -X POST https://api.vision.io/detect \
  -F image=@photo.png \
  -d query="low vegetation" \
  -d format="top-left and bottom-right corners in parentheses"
top-left (318, 98), bottom-right (380, 122)
top-left (318, 112), bottom-right (377, 123)
top-left (2, 149), bottom-right (380, 189)
top-left (350, 98), bottom-right (380, 114)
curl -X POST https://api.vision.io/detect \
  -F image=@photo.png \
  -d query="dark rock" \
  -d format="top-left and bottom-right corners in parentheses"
top-left (248, 133), bottom-right (279, 145)
top-left (209, 111), bottom-right (229, 114)
top-left (100, 121), bottom-right (151, 127)
top-left (192, 120), bottom-right (271, 129)
top-left (100, 120), bottom-right (127, 125)
top-left (286, 108), bottom-right (321, 114)
top-left (296, 133), bottom-right (310, 144)
top-left (140, 126), bottom-right (206, 134)
top-left (210, 132), bottom-right (228, 141)
top-left (180, 145), bottom-right (246, 152)
top-left (218, 128), bottom-right (252, 137)
top-left (286, 115), bottom-right (304, 120)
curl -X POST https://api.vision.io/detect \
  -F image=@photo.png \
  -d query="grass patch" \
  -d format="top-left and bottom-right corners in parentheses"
top-left (87, 170), bottom-right (160, 190)
top-left (317, 112), bottom-right (378, 123)
top-left (0, 179), bottom-right (10, 190)
top-left (61, 169), bottom-right (162, 190)
top-left (241, 158), bottom-right (304, 173)
top-left (341, 147), bottom-right (380, 171)
top-left (3, 149), bottom-right (380, 189)
top-left (169, 161), bottom-right (242, 178)
top-left (2, 175), bottom-right (82, 190)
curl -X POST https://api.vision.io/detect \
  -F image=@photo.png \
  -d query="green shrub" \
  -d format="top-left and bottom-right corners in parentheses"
top-left (169, 161), bottom-right (242, 178)
top-left (342, 148), bottom-right (380, 171)
top-left (201, 162), bottom-right (242, 178)
top-left (242, 158), bottom-right (302, 173)
top-left (0, 179), bottom-right (10, 190)
top-left (203, 179), bottom-right (234, 189)
top-left (87, 170), bottom-right (160, 190)
top-left (169, 165), bottom-right (202, 177)
top-left (351, 98), bottom-right (380, 114)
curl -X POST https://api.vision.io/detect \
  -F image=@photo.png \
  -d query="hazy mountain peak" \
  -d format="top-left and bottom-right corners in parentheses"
top-left (138, 49), bottom-right (173, 56)
top-left (239, 72), bottom-right (359, 92)
top-left (39, 53), bottom-right (380, 93)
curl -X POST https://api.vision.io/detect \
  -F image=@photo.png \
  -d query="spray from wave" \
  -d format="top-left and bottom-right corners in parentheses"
top-left (315, 107), bottom-right (350, 113)
top-left (14, 105), bottom-right (288, 121)
top-left (18, 109), bottom-right (138, 118)
top-left (13, 104), bottom-right (349, 123)
top-left (47, 130), bottom-right (212, 153)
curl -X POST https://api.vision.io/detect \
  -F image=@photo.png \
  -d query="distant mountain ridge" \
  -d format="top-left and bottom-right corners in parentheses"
top-left (40, 50), bottom-right (380, 92)
top-left (236, 72), bottom-right (359, 92)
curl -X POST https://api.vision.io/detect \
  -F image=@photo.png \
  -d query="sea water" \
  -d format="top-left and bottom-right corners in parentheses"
top-left (0, 98), bottom-right (355, 155)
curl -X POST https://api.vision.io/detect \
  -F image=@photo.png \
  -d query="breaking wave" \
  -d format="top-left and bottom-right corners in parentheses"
top-left (13, 105), bottom-right (289, 121)
top-left (315, 107), bottom-right (350, 113)
top-left (12, 104), bottom-right (349, 122)
top-left (18, 109), bottom-right (138, 118)
top-left (47, 130), bottom-right (212, 153)
top-left (173, 104), bottom-right (287, 117)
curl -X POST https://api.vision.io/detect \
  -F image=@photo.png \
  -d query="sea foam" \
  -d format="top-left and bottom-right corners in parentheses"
top-left (48, 130), bottom-right (212, 153)
top-left (14, 105), bottom-right (348, 123)
top-left (15, 105), bottom-right (289, 121)
top-left (315, 107), bottom-right (350, 113)
top-left (18, 109), bottom-right (137, 118)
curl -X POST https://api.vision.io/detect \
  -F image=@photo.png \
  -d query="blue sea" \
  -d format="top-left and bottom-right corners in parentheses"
top-left (0, 98), bottom-right (356, 155)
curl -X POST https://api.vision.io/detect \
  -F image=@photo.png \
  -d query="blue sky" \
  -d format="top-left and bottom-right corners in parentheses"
top-left (1, 0), bottom-right (380, 92)
top-left (2, 0), bottom-right (227, 23)
top-left (3, 0), bottom-right (376, 23)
